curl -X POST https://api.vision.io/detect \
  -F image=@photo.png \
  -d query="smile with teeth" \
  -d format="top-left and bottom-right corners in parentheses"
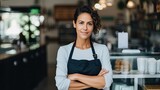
top-left (81, 32), bottom-right (88, 35)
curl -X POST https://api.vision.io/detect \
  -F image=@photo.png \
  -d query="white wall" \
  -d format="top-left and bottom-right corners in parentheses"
top-left (1, 0), bottom-right (35, 6)
top-left (1, 0), bottom-right (77, 8)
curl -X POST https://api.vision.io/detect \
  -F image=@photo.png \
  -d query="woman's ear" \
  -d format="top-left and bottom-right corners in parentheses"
top-left (73, 20), bottom-right (76, 28)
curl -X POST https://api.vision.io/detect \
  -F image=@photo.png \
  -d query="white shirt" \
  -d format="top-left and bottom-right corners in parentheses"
top-left (55, 42), bottom-right (113, 90)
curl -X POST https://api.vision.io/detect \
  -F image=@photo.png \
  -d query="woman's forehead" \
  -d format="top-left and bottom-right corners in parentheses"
top-left (77, 13), bottom-right (93, 21)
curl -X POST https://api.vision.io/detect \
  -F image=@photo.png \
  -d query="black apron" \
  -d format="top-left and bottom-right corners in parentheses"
top-left (67, 41), bottom-right (102, 90)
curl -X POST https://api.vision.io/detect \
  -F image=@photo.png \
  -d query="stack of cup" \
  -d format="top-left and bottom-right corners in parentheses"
top-left (147, 58), bottom-right (156, 74)
top-left (137, 58), bottom-right (147, 74)
top-left (137, 57), bottom-right (157, 74)
top-left (156, 59), bottom-right (160, 74)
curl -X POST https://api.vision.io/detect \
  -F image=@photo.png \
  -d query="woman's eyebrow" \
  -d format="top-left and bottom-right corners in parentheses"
top-left (78, 20), bottom-right (93, 22)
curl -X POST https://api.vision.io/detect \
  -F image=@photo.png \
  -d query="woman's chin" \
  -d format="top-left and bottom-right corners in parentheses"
top-left (80, 36), bottom-right (90, 40)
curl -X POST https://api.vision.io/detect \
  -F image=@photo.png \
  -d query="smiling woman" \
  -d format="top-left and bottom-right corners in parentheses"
top-left (55, 5), bottom-right (113, 90)
top-left (73, 13), bottom-right (93, 43)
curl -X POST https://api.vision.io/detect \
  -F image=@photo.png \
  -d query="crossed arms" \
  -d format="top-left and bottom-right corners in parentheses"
top-left (68, 69), bottom-right (108, 90)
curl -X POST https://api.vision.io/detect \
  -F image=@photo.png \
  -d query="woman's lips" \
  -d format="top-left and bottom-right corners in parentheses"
top-left (81, 32), bottom-right (88, 35)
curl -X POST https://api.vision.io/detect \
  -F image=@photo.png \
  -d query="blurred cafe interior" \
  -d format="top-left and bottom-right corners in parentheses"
top-left (1, 0), bottom-right (160, 90)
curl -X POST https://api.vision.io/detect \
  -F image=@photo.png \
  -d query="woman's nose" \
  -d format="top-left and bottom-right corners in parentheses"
top-left (83, 24), bottom-right (87, 30)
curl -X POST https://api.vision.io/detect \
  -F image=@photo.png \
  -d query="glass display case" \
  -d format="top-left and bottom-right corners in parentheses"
top-left (110, 52), bottom-right (160, 90)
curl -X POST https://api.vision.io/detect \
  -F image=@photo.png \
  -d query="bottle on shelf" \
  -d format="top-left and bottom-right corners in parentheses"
top-left (143, 1), bottom-right (148, 14)
top-left (156, 2), bottom-right (160, 13)
top-left (148, 1), bottom-right (154, 14)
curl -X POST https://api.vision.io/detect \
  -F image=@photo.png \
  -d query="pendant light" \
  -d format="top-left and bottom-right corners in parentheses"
top-left (106, 0), bottom-right (114, 6)
top-left (127, 0), bottom-right (136, 9)
top-left (94, 0), bottom-right (114, 10)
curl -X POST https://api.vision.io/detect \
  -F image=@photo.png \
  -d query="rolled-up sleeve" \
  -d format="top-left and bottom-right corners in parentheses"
top-left (101, 45), bottom-right (113, 90)
top-left (55, 47), bottom-right (70, 90)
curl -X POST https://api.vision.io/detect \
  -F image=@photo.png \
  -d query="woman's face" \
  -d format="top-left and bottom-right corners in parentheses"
top-left (73, 13), bottom-right (94, 40)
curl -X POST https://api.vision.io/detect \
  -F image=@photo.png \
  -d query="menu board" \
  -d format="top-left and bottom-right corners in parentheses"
top-left (118, 32), bottom-right (128, 49)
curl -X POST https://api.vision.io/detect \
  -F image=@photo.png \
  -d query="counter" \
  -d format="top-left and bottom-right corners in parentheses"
top-left (0, 44), bottom-right (47, 90)
top-left (0, 44), bottom-right (40, 59)
top-left (110, 52), bottom-right (160, 90)
top-left (110, 52), bottom-right (160, 59)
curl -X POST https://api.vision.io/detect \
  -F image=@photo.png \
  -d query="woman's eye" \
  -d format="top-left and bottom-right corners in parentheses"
top-left (88, 23), bottom-right (93, 26)
top-left (79, 22), bottom-right (83, 24)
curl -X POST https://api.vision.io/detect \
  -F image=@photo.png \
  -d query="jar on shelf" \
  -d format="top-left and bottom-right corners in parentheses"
top-left (148, 1), bottom-right (154, 14)
top-left (156, 2), bottom-right (160, 13)
top-left (121, 60), bottom-right (130, 74)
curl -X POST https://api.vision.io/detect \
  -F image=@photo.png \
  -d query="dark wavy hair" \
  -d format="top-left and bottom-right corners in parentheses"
top-left (74, 5), bottom-right (101, 34)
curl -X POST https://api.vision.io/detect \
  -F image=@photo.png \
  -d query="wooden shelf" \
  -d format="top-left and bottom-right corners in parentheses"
top-left (113, 70), bottom-right (160, 78)
top-left (54, 5), bottom-right (77, 21)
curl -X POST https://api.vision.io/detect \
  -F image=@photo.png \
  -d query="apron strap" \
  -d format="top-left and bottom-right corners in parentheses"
top-left (68, 41), bottom-right (76, 60)
top-left (90, 41), bottom-right (97, 60)
top-left (68, 41), bottom-right (97, 60)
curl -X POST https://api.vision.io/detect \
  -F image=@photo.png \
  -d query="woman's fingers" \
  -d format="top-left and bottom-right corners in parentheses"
top-left (98, 69), bottom-right (109, 76)
top-left (68, 74), bottom-right (76, 80)
top-left (98, 69), bottom-right (103, 76)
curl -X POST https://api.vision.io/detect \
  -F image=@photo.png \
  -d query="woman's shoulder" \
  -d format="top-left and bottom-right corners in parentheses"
top-left (93, 42), bottom-right (107, 49)
top-left (58, 42), bottom-right (73, 52)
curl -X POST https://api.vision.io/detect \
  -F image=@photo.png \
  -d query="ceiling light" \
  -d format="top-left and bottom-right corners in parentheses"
top-left (106, 2), bottom-right (113, 6)
top-left (94, 3), bottom-right (103, 10)
top-left (127, 0), bottom-right (136, 8)
top-left (106, 0), bottom-right (114, 6)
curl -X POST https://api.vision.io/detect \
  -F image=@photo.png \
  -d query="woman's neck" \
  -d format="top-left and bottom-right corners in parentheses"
top-left (75, 38), bottom-right (91, 50)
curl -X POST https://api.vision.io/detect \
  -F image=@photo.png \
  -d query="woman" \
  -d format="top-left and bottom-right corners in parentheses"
top-left (55, 5), bottom-right (113, 90)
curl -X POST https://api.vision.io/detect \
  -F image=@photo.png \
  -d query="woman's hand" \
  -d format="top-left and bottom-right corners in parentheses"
top-left (68, 73), bottom-right (79, 81)
top-left (98, 69), bottom-right (109, 76)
